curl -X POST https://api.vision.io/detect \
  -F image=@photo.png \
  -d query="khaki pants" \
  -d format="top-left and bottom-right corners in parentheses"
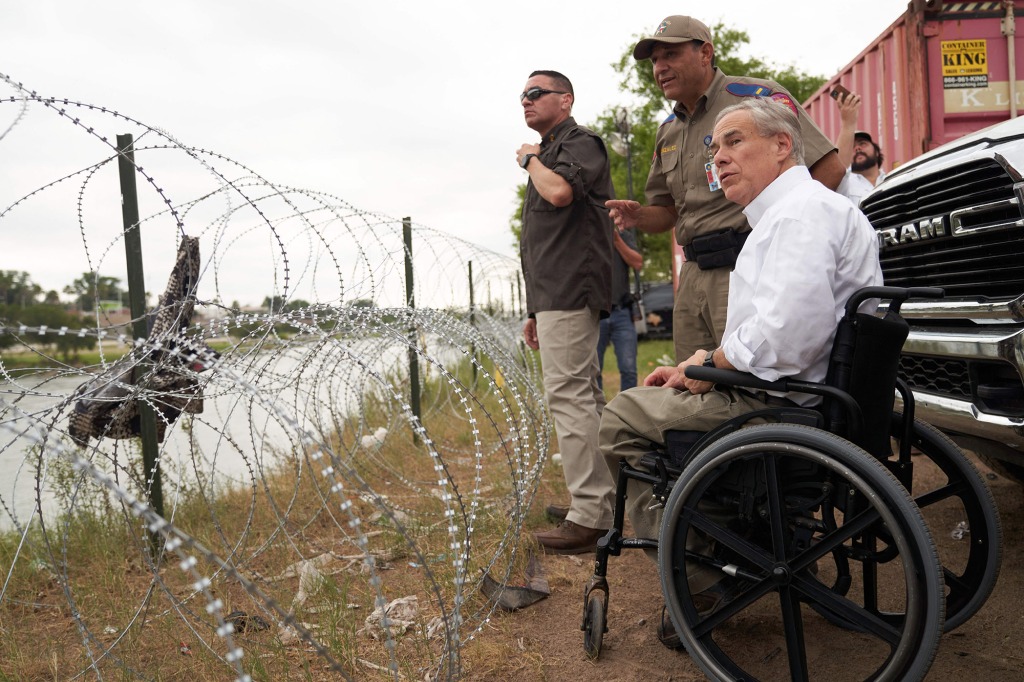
top-left (536, 308), bottom-right (615, 529)
top-left (673, 261), bottom-right (731, 363)
top-left (600, 385), bottom-right (769, 591)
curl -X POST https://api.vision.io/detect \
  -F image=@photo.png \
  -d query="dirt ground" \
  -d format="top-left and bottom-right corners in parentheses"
top-left (478, 451), bottom-right (1024, 681)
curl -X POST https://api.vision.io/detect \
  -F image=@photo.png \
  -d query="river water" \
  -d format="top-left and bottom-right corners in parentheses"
top-left (0, 338), bottom-right (407, 531)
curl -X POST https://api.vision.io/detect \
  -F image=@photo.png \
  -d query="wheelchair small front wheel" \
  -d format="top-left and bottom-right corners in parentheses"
top-left (582, 589), bottom-right (607, 659)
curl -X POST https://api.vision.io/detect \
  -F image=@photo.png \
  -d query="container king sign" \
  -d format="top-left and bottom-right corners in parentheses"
top-left (942, 39), bottom-right (988, 89)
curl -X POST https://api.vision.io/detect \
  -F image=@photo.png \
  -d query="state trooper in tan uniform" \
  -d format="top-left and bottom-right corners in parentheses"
top-left (607, 15), bottom-right (844, 362)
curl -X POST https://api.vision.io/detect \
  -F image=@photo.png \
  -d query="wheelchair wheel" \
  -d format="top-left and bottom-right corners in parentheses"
top-left (582, 589), bottom-right (606, 659)
top-left (889, 413), bottom-right (1002, 631)
top-left (659, 423), bottom-right (944, 682)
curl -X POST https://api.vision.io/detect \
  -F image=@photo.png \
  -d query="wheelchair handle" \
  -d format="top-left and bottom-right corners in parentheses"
top-left (844, 286), bottom-right (944, 316)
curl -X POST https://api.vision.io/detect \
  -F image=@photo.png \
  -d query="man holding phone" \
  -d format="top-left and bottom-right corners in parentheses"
top-left (831, 86), bottom-right (886, 205)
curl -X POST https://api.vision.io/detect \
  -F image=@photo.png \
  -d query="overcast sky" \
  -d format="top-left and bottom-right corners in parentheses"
top-left (1, 1), bottom-right (910, 306)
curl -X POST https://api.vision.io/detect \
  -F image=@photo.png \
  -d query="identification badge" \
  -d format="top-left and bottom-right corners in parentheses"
top-left (705, 161), bottom-right (721, 192)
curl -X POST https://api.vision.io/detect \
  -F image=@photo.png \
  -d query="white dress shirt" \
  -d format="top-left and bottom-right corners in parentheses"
top-left (721, 166), bottom-right (883, 400)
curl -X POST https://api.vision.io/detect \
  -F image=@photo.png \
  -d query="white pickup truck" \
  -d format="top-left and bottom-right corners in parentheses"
top-left (860, 115), bottom-right (1024, 484)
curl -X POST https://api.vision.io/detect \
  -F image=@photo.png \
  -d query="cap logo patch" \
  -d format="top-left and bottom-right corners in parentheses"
top-left (655, 19), bottom-right (671, 36)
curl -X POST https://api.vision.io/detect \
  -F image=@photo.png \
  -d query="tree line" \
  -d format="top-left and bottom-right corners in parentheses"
top-left (0, 270), bottom-right (123, 358)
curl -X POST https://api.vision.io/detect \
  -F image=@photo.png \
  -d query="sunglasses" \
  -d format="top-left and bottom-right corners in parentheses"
top-left (520, 87), bottom-right (568, 102)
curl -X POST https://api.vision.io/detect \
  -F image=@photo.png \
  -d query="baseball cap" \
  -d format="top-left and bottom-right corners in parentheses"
top-left (854, 130), bottom-right (874, 143)
top-left (633, 16), bottom-right (713, 60)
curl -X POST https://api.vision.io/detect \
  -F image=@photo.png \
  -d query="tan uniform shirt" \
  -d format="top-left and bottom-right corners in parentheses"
top-left (645, 68), bottom-right (836, 247)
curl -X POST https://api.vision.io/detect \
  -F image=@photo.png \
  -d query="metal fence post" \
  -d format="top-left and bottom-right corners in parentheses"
top-left (403, 218), bottom-right (421, 439)
top-left (116, 134), bottom-right (164, 527)
top-left (516, 272), bottom-right (525, 358)
top-left (468, 260), bottom-right (477, 388)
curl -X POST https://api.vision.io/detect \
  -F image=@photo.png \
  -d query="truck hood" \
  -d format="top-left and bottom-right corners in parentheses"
top-left (876, 116), bottom-right (1024, 192)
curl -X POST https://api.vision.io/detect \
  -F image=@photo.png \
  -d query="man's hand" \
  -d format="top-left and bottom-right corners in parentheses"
top-left (838, 93), bottom-right (862, 127)
top-left (523, 318), bottom-right (539, 350)
top-left (516, 143), bottom-right (541, 167)
top-left (681, 349), bottom-right (715, 395)
top-left (642, 350), bottom-right (715, 394)
top-left (643, 364), bottom-right (685, 389)
top-left (606, 199), bottom-right (642, 229)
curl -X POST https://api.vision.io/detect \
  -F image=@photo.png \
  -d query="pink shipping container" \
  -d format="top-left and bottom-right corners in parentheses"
top-left (803, 0), bottom-right (1024, 170)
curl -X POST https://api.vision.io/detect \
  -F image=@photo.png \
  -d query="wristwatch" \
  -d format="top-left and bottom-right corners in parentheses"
top-left (703, 349), bottom-right (717, 368)
top-left (520, 153), bottom-right (537, 169)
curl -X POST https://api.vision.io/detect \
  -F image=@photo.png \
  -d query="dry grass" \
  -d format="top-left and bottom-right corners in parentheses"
top-left (0, 358), bottom-right (554, 681)
top-left (1, 340), bottom-right (670, 680)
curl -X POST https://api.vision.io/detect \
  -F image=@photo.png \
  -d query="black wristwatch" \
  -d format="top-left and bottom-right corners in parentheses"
top-left (703, 349), bottom-right (717, 368)
top-left (520, 153), bottom-right (537, 169)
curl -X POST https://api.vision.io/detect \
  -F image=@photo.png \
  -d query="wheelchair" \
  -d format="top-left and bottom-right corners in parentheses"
top-left (581, 287), bottom-right (1002, 681)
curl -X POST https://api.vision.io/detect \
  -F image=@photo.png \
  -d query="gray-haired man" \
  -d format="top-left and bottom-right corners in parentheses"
top-left (600, 98), bottom-right (882, 628)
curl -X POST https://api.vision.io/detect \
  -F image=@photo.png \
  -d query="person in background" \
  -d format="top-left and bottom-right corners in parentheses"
top-left (597, 227), bottom-right (643, 393)
top-left (834, 89), bottom-right (886, 205)
top-left (517, 69), bottom-right (616, 554)
top-left (606, 15), bottom-right (843, 365)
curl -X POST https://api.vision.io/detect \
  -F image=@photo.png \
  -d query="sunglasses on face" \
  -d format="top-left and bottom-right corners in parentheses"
top-left (520, 87), bottom-right (568, 102)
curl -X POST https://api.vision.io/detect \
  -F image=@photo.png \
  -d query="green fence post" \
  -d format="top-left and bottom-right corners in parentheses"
top-left (403, 218), bottom-right (421, 440)
top-left (116, 134), bottom-right (164, 533)
top-left (468, 260), bottom-right (476, 388)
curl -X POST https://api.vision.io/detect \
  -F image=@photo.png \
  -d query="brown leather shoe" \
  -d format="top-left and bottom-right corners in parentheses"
top-left (544, 504), bottom-right (569, 522)
top-left (533, 520), bottom-right (607, 555)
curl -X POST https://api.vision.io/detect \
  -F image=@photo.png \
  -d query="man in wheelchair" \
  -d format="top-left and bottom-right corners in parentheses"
top-left (602, 94), bottom-right (881, 580)
top-left (584, 97), bottom-right (1000, 681)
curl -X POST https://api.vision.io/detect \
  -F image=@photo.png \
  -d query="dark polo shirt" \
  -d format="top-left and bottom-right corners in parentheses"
top-left (520, 116), bottom-right (614, 316)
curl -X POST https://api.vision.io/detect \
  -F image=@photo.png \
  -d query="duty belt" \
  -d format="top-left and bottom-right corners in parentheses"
top-left (683, 228), bottom-right (750, 270)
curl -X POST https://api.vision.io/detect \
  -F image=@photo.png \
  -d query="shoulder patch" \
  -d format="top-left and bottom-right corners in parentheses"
top-left (660, 113), bottom-right (677, 126)
top-left (769, 92), bottom-right (799, 116)
top-left (725, 82), bottom-right (774, 98)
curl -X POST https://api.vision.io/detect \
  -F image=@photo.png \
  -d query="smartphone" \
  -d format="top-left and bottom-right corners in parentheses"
top-left (830, 84), bottom-right (851, 100)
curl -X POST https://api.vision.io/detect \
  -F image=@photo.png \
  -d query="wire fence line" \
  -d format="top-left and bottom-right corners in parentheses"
top-left (0, 73), bottom-right (550, 679)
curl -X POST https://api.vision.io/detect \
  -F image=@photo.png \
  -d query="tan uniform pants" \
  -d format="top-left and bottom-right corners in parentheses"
top-left (536, 307), bottom-right (615, 530)
top-left (673, 260), bottom-right (731, 363)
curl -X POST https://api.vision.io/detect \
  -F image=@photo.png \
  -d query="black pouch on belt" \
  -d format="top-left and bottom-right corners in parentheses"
top-left (687, 229), bottom-right (750, 270)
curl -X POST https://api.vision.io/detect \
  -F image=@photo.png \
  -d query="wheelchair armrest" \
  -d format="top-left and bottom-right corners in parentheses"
top-left (684, 366), bottom-right (787, 392)
top-left (685, 367), bottom-right (864, 440)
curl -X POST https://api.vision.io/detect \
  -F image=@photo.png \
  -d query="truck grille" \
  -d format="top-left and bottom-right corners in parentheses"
top-left (861, 159), bottom-right (1024, 299)
top-left (897, 354), bottom-right (972, 401)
